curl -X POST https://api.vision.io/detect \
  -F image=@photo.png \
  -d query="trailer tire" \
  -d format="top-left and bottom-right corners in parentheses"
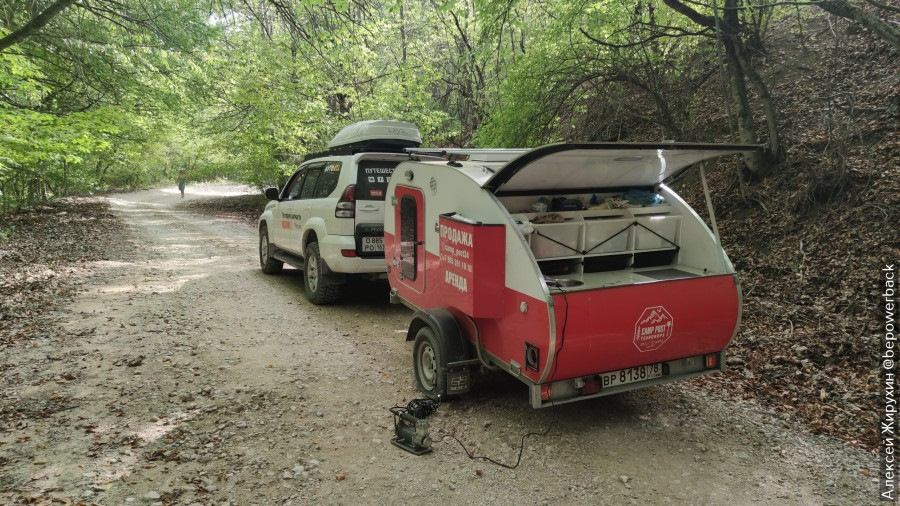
top-left (413, 326), bottom-right (447, 400)
top-left (259, 224), bottom-right (283, 274)
top-left (304, 242), bottom-right (341, 305)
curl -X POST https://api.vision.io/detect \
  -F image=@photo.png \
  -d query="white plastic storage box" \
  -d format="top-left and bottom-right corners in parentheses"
top-left (584, 219), bottom-right (631, 255)
top-left (635, 216), bottom-right (679, 250)
top-left (530, 222), bottom-right (581, 258)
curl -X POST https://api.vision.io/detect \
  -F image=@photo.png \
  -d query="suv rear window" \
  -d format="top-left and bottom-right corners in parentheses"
top-left (357, 161), bottom-right (400, 201)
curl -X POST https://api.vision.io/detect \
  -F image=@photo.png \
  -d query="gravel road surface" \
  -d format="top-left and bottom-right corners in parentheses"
top-left (0, 185), bottom-right (879, 505)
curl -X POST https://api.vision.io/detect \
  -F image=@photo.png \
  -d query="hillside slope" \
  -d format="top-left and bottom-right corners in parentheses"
top-left (671, 12), bottom-right (898, 450)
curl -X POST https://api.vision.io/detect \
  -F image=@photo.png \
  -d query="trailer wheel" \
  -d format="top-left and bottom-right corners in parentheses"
top-left (413, 326), bottom-right (447, 400)
top-left (259, 224), bottom-right (283, 274)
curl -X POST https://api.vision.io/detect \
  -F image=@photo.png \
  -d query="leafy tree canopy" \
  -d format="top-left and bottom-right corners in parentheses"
top-left (1, 0), bottom-right (896, 209)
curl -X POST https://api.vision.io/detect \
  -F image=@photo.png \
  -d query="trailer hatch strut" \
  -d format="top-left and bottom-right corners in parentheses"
top-left (699, 161), bottom-right (721, 246)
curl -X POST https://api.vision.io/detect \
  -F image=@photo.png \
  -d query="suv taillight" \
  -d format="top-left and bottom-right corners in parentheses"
top-left (335, 184), bottom-right (355, 218)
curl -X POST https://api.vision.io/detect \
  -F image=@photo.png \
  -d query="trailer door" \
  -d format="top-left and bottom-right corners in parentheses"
top-left (394, 186), bottom-right (425, 293)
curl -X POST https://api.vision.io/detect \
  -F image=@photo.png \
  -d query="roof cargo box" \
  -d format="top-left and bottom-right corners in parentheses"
top-left (327, 120), bottom-right (422, 153)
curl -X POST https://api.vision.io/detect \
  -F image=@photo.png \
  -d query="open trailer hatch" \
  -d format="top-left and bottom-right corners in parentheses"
top-left (482, 142), bottom-right (761, 195)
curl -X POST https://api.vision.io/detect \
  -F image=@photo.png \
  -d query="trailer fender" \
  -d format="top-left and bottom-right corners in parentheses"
top-left (406, 309), bottom-right (469, 361)
top-left (407, 309), bottom-right (473, 396)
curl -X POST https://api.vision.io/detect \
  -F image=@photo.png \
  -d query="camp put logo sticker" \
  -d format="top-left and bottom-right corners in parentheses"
top-left (633, 306), bottom-right (674, 352)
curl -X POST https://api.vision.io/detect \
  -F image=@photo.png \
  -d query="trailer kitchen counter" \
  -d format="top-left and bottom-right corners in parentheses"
top-left (546, 264), bottom-right (708, 291)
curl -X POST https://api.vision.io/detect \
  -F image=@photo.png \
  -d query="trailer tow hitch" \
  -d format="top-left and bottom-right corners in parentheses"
top-left (390, 398), bottom-right (440, 455)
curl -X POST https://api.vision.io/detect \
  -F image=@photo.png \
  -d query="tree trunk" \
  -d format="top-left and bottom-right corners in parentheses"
top-left (721, 0), bottom-right (771, 177)
top-left (663, 0), bottom-right (774, 177)
top-left (400, 3), bottom-right (407, 66)
top-left (725, 39), bottom-right (769, 176)
top-left (816, 0), bottom-right (900, 50)
top-left (734, 37), bottom-right (781, 163)
top-left (62, 160), bottom-right (69, 197)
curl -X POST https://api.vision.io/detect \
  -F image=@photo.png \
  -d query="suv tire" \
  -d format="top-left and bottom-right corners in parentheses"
top-left (304, 241), bottom-right (341, 305)
top-left (259, 224), bottom-right (283, 274)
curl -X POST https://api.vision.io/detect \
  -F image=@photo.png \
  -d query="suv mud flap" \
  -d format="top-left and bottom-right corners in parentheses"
top-left (318, 256), bottom-right (346, 284)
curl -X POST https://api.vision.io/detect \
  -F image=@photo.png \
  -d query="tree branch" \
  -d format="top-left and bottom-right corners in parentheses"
top-left (816, 0), bottom-right (900, 50)
top-left (0, 0), bottom-right (79, 52)
top-left (661, 0), bottom-right (716, 27)
top-left (580, 25), bottom-right (713, 49)
top-left (865, 0), bottom-right (900, 15)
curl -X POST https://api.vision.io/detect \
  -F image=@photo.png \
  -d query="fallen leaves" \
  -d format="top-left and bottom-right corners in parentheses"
top-left (177, 195), bottom-right (268, 226)
top-left (1, 198), bottom-right (131, 349)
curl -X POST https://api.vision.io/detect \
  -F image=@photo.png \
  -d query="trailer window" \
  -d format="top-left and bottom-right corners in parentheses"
top-left (357, 161), bottom-right (400, 200)
top-left (400, 195), bottom-right (418, 280)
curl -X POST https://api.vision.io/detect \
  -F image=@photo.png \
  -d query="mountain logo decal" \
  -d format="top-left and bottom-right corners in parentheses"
top-left (633, 306), bottom-right (674, 352)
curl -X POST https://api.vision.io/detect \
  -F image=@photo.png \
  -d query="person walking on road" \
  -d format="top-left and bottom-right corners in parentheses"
top-left (177, 170), bottom-right (186, 198)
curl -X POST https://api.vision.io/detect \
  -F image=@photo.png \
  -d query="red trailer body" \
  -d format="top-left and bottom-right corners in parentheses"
top-left (385, 143), bottom-right (757, 407)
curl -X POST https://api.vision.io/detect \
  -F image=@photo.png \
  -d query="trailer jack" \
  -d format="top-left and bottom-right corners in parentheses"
top-left (390, 398), bottom-right (439, 455)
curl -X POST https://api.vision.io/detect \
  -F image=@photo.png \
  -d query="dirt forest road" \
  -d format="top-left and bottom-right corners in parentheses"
top-left (0, 185), bottom-right (879, 505)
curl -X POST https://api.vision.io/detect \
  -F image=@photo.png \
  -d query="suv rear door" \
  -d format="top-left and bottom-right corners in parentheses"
top-left (355, 160), bottom-right (400, 258)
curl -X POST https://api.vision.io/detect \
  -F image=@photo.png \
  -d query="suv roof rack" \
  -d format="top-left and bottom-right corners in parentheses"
top-left (302, 140), bottom-right (419, 162)
top-left (405, 147), bottom-right (529, 163)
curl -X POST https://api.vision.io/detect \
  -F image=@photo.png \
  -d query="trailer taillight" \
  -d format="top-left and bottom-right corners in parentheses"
top-left (540, 385), bottom-right (552, 402)
top-left (581, 379), bottom-right (600, 396)
top-left (335, 184), bottom-right (356, 218)
top-left (705, 353), bottom-right (719, 369)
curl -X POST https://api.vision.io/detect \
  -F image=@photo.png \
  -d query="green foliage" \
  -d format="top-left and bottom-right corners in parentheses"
top-left (0, 0), bottom-right (221, 210)
top-left (474, 0), bottom-right (716, 147)
top-left (179, 0), bottom-right (463, 188)
top-left (3, 0), bottom-right (708, 209)
top-left (3, 0), bottom-right (863, 211)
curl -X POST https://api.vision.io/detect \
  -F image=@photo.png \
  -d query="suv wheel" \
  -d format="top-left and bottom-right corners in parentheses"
top-left (304, 241), bottom-right (340, 304)
top-left (259, 224), bottom-right (283, 274)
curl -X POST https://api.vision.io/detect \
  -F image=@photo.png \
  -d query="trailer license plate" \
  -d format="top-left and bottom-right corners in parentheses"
top-left (362, 236), bottom-right (384, 252)
top-left (600, 363), bottom-right (663, 388)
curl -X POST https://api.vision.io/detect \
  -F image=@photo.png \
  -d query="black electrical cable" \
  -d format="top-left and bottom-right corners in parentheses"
top-left (392, 301), bottom-right (570, 470)
top-left (406, 398), bottom-right (439, 418)
top-left (389, 398), bottom-right (440, 418)
top-left (391, 395), bottom-right (558, 469)
top-left (437, 337), bottom-right (563, 471)
top-left (441, 417), bottom-right (554, 470)
top-left (432, 287), bottom-right (569, 470)
top-left (549, 285), bottom-right (570, 381)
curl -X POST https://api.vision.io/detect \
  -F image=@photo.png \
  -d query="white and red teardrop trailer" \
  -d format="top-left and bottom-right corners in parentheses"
top-left (384, 143), bottom-right (760, 407)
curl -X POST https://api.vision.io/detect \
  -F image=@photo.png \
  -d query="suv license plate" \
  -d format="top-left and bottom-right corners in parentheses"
top-left (362, 236), bottom-right (384, 252)
top-left (599, 363), bottom-right (663, 388)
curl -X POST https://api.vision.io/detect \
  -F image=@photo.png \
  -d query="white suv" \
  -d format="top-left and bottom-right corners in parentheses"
top-left (258, 120), bottom-right (421, 304)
